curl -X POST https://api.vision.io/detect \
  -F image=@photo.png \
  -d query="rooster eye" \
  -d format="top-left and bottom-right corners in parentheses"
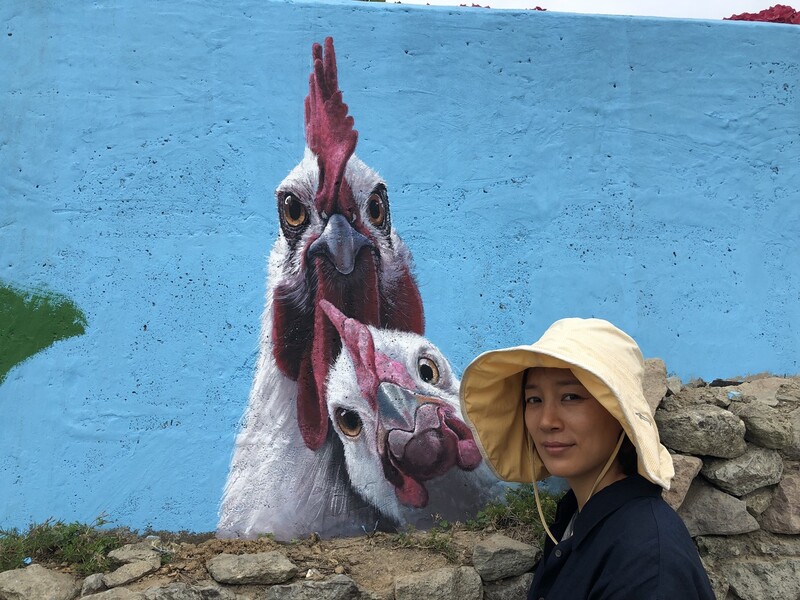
top-left (366, 193), bottom-right (386, 227)
top-left (418, 357), bottom-right (440, 385)
top-left (335, 407), bottom-right (363, 438)
top-left (282, 194), bottom-right (308, 228)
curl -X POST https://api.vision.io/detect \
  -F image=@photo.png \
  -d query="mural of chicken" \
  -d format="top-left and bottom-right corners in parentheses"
top-left (218, 38), bottom-right (498, 539)
top-left (320, 300), bottom-right (501, 528)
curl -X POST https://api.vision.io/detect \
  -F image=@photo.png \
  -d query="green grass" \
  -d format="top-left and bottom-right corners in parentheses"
top-left (0, 516), bottom-right (126, 575)
top-left (467, 484), bottom-right (562, 547)
top-left (393, 521), bottom-right (459, 563)
top-left (391, 485), bottom-right (562, 561)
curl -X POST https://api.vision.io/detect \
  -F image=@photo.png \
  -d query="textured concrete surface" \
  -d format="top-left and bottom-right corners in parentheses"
top-left (0, 0), bottom-right (798, 533)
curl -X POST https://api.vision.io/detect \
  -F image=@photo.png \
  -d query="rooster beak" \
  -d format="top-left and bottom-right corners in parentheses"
top-left (308, 214), bottom-right (373, 275)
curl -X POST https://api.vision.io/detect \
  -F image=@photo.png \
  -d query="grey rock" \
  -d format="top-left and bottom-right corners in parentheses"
top-left (696, 530), bottom-right (800, 562)
top-left (206, 552), bottom-right (297, 585)
top-left (655, 404), bottom-right (746, 458)
top-left (192, 581), bottom-right (240, 600)
top-left (737, 377), bottom-right (787, 407)
top-left (760, 472), bottom-right (800, 534)
top-left (666, 375), bottom-right (683, 396)
top-left (142, 582), bottom-right (238, 600)
top-left (685, 378), bottom-right (707, 389)
top-left (453, 567), bottom-right (483, 600)
top-left (742, 486), bottom-right (776, 516)
top-left (264, 574), bottom-right (372, 600)
top-left (103, 560), bottom-right (159, 588)
top-left (776, 379), bottom-right (800, 404)
top-left (394, 566), bottom-right (482, 600)
top-left (83, 590), bottom-right (145, 600)
top-left (472, 534), bottom-right (539, 582)
top-left (304, 568), bottom-right (325, 581)
top-left (701, 444), bottom-right (783, 496)
top-left (728, 401), bottom-right (793, 450)
top-left (662, 454), bottom-right (703, 510)
top-left (677, 478), bottom-right (759, 537)
top-left (785, 408), bottom-right (800, 460)
top-left (669, 387), bottom-right (731, 408)
top-left (721, 558), bottom-right (800, 600)
top-left (82, 573), bottom-right (107, 596)
top-left (643, 358), bottom-right (668, 413)
top-left (108, 543), bottom-right (162, 569)
top-left (700, 558), bottom-right (729, 600)
top-left (143, 582), bottom-right (203, 600)
top-left (483, 572), bottom-right (534, 600)
top-left (0, 564), bottom-right (80, 600)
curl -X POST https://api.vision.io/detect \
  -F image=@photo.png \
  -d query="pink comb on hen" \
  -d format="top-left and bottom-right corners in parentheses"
top-left (305, 37), bottom-right (358, 217)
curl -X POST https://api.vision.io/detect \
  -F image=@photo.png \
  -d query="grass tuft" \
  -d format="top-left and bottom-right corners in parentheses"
top-left (0, 515), bottom-right (126, 575)
top-left (466, 484), bottom-right (562, 546)
top-left (393, 521), bottom-right (459, 563)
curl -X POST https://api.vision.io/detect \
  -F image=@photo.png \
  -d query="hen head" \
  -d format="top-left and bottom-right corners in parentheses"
top-left (320, 300), bottom-right (482, 523)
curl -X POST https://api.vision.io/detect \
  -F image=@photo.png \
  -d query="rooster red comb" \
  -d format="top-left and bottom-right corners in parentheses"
top-left (304, 37), bottom-right (358, 217)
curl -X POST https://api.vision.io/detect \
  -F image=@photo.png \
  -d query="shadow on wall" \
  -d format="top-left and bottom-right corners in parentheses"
top-left (0, 281), bottom-right (87, 385)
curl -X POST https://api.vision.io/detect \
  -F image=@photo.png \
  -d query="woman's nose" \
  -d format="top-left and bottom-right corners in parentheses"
top-left (538, 400), bottom-right (563, 431)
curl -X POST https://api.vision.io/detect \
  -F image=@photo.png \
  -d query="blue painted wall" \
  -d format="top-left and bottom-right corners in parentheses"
top-left (1, 0), bottom-right (798, 532)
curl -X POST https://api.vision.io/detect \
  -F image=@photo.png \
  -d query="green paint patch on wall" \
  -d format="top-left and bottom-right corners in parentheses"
top-left (0, 282), bottom-right (87, 384)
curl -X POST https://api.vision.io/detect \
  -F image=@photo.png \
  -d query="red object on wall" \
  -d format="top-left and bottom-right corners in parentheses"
top-left (725, 4), bottom-right (800, 23)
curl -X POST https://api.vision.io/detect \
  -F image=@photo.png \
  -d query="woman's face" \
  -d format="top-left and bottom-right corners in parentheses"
top-left (524, 367), bottom-right (624, 500)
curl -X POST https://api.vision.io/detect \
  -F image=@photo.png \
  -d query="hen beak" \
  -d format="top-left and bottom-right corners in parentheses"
top-left (308, 214), bottom-right (373, 275)
top-left (376, 382), bottom-right (419, 431)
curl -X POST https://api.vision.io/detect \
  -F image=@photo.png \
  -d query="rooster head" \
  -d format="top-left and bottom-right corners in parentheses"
top-left (270, 38), bottom-right (425, 451)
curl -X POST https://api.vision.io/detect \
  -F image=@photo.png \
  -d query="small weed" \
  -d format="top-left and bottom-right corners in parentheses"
top-left (0, 515), bottom-right (126, 575)
top-left (393, 522), bottom-right (458, 563)
top-left (467, 484), bottom-right (562, 546)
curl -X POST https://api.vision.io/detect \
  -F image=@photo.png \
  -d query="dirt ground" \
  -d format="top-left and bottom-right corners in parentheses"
top-left (117, 526), bottom-right (502, 597)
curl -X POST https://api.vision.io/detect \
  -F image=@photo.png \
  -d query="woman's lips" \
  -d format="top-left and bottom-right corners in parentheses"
top-left (541, 442), bottom-right (574, 455)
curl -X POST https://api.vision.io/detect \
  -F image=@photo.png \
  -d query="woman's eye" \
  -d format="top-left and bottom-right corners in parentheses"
top-left (282, 194), bottom-right (308, 228)
top-left (418, 357), bottom-right (440, 384)
top-left (562, 394), bottom-right (584, 402)
top-left (335, 407), bottom-right (363, 438)
top-left (366, 193), bottom-right (386, 227)
top-left (525, 396), bottom-right (542, 404)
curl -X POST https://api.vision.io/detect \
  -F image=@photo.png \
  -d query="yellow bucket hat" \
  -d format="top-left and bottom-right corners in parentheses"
top-left (459, 318), bottom-right (674, 490)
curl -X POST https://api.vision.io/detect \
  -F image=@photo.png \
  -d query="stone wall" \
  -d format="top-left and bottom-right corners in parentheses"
top-left (647, 362), bottom-right (800, 600)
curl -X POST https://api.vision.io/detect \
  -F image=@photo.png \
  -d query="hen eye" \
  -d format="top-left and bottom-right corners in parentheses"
top-left (418, 357), bottom-right (440, 385)
top-left (282, 194), bottom-right (308, 228)
top-left (366, 193), bottom-right (386, 227)
top-left (335, 407), bottom-right (363, 438)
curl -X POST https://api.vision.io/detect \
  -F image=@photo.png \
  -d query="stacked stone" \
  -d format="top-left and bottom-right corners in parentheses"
top-left (0, 534), bottom-right (541, 600)
top-left (647, 361), bottom-right (800, 600)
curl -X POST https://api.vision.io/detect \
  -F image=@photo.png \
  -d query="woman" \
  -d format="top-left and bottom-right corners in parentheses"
top-left (460, 318), bottom-right (714, 600)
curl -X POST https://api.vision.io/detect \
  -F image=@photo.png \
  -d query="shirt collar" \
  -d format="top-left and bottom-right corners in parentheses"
top-left (567, 474), bottom-right (662, 548)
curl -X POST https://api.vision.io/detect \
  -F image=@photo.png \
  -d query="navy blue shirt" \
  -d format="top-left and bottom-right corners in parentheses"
top-left (528, 475), bottom-right (714, 600)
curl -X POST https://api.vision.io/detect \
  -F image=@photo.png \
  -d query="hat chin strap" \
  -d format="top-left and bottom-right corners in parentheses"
top-left (530, 430), bottom-right (626, 547)
top-left (587, 430), bottom-right (626, 500)
top-left (529, 436), bottom-right (559, 546)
